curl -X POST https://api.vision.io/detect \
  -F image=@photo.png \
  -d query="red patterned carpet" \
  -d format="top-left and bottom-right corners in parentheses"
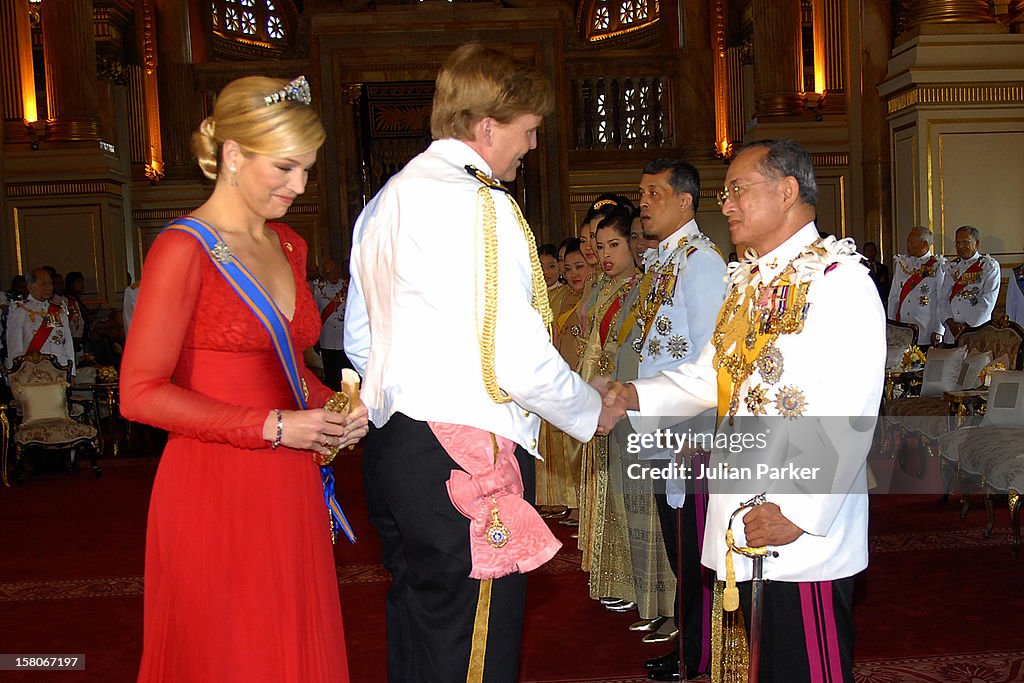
top-left (2, 451), bottom-right (1023, 682)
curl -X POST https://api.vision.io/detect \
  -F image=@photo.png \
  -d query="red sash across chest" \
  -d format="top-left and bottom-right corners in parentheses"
top-left (949, 259), bottom-right (984, 302)
top-left (895, 256), bottom-right (935, 321)
top-left (598, 296), bottom-right (624, 347)
top-left (319, 290), bottom-right (344, 324)
top-left (26, 302), bottom-right (63, 353)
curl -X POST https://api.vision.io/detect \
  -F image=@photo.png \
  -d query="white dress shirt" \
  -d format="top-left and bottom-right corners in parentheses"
top-left (887, 253), bottom-right (946, 342)
top-left (6, 295), bottom-right (76, 374)
top-left (631, 223), bottom-right (885, 582)
top-left (313, 278), bottom-right (347, 351)
top-left (938, 251), bottom-right (1000, 343)
top-left (344, 138), bottom-right (601, 455)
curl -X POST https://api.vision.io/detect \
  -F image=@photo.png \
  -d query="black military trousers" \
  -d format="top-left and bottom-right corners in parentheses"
top-left (363, 412), bottom-right (535, 683)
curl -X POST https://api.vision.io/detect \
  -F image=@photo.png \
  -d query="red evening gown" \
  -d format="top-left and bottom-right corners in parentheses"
top-left (120, 222), bottom-right (350, 682)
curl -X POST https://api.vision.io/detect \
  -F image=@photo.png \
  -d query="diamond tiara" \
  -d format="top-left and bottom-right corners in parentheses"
top-left (264, 76), bottom-right (311, 107)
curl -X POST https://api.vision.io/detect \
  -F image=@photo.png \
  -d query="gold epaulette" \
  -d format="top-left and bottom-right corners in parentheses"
top-left (465, 165), bottom-right (512, 195)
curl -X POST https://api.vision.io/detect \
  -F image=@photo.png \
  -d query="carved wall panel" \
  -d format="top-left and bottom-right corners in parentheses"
top-left (12, 204), bottom-right (106, 297)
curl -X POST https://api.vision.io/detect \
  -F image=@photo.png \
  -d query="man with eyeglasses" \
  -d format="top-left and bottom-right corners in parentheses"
top-left (599, 139), bottom-right (885, 683)
top-left (937, 225), bottom-right (1000, 344)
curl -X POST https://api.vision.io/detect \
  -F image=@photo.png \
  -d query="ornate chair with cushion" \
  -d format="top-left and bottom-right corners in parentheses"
top-left (881, 320), bottom-right (921, 403)
top-left (939, 370), bottom-right (1024, 556)
top-left (886, 319), bottom-right (919, 363)
top-left (883, 318), bottom-right (1024, 477)
top-left (5, 351), bottom-right (100, 482)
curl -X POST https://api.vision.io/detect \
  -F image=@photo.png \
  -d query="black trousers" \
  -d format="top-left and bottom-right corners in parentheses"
top-left (363, 412), bottom-right (535, 683)
top-left (319, 347), bottom-right (353, 391)
top-left (655, 486), bottom-right (712, 675)
top-left (737, 576), bottom-right (855, 683)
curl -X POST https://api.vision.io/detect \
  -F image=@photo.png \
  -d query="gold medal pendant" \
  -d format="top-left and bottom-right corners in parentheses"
top-left (485, 497), bottom-right (510, 548)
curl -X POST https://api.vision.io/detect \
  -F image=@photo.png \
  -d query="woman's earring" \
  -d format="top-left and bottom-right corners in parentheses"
top-left (229, 164), bottom-right (238, 187)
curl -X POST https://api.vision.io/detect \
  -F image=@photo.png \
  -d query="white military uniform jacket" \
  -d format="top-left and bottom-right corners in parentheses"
top-left (938, 252), bottom-right (1000, 343)
top-left (1006, 265), bottom-right (1024, 328)
top-left (344, 138), bottom-right (601, 456)
top-left (887, 253), bottom-right (945, 342)
top-left (632, 223), bottom-right (885, 582)
top-left (626, 219), bottom-right (727, 468)
top-left (6, 295), bottom-right (76, 374)
top-left (313, 278), bottom-right (347, 351)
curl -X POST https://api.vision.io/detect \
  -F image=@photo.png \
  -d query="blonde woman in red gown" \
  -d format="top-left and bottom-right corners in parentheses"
top-left (120, 76), bottom-right (367, 682)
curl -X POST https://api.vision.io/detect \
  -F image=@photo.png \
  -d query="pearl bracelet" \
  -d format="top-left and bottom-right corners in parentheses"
top-left (271, 409), bottom-right (283, 449)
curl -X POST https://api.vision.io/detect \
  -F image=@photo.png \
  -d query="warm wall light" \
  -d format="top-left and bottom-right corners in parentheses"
top-left (711, 0), bottom-right (732, 162)
top-left (22, 91), bottom-right (37, 123)
top-left (812, 0), bottom-right (827, 95)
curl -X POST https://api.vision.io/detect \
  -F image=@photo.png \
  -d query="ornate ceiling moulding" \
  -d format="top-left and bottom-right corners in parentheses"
top-left (133, 208), bottom-right (198, 221)
top-left (808, 152), bottom-right (850, 168)
top-left (8, 179), bottom-right (123, 198)
top-left (92, 0), bottom-right (134, 58)
top-left (887, 82), bottom-right (1024, 115)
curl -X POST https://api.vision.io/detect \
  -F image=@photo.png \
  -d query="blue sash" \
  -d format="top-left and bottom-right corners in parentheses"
top-left (166, 217), bottom-right (356, 544)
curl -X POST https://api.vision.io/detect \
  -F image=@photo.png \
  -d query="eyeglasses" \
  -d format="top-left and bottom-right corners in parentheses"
top-left (717, 179), bottom-right (776, 207)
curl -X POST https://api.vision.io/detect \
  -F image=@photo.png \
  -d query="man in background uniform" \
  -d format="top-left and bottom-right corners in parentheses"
top-left (6, 267), bottom-right (75, 376)
top-left (313, 258), bottom-right (350, 390)
top-left (888, 226), bottom-right (945, 347)
top-left (938, 225), bottom-right (1000, 344)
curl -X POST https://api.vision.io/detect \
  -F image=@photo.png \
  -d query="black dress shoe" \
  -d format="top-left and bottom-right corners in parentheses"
top-left (644, 651), bottom-right (676, 670)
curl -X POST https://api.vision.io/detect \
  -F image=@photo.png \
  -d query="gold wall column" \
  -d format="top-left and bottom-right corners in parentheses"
top-left (673, 1), bottom-right (716, 157)
top-left (155, 0), bottom-right (208, 178)
top-left (0, 0), bottom-right (36, 141)
top-left (41, 0), bottom-right (101, 141)
top-left (900, 0), bottom-right (996, 29)
top-left (711, 0), bottom-right (731, 156)
top-left (860, 0), bottom-right (893, 258)
top-left (752, 0), bottom-right (805, 117)
top-left (822, 0), bottom-right (846, 111)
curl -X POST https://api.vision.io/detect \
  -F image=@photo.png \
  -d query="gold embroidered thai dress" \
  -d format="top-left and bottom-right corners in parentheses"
top-left (600, 295), bottom-right (677, 619)
top-left (576, 272), bottom-right (637, 575)
top-left (535, 287), bottom-right (585, 508)
top-left (582, 271), bottom-right (661, 606)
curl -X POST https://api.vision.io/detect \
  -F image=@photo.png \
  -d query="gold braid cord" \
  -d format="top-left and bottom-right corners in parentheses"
top-left (475, 186), bottom-right (552, 404)
top-left (711, 580), bottom-right (750, 683)
top-left (507, 195), bottom-right (554, 328)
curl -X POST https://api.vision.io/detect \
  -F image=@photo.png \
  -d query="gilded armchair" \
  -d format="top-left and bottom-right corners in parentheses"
top-left (5, 351), bottom-right (100, 482)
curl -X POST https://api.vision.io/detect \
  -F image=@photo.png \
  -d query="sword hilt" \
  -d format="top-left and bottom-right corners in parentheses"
top-left (723, 494), bottom-right (778, 611)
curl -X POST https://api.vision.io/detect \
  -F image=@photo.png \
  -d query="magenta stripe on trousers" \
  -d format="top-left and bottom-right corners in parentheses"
top-left (693, 450), bottom-right (712, 673)
top-left (798, 581), bottom-right (844, 683)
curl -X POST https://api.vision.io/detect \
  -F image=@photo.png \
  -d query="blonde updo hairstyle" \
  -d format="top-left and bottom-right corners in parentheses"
top-left (192, 76), bottom-right (326, 180)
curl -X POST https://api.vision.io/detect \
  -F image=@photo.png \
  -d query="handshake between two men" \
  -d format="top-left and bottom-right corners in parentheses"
top-left (591, 376), bottom-right (637, 438)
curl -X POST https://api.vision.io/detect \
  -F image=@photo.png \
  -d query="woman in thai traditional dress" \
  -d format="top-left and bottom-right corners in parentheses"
top-left (535, 239), bottom-right (593, 517)
top-left (575, 207), bottom-right (641, 596)
top-left (121, 76), bottom-right (368, 682)
top-left (607, 213), bottom-right (677, 633)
